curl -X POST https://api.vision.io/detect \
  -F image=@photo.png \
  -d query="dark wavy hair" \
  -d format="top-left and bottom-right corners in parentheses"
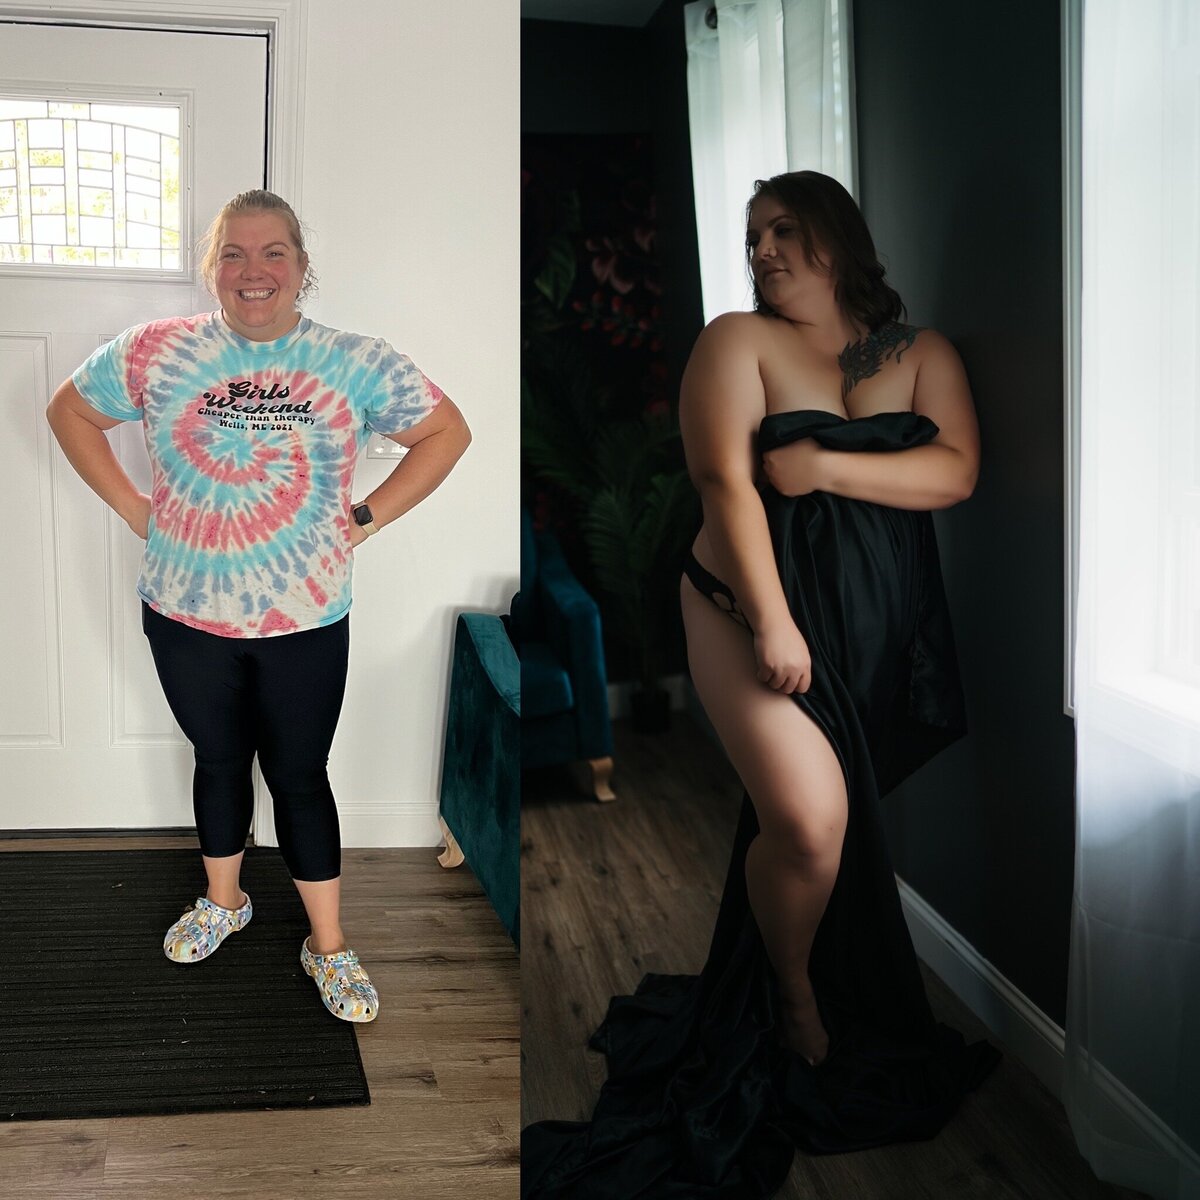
top-left (745, 171), bottom-right (904, 331)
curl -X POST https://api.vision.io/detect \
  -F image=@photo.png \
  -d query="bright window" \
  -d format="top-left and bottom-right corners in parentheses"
top-left (0, 96), bottom-right (181, 270)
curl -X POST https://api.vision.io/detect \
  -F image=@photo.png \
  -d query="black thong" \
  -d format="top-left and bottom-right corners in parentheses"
top-left (683, 550), bottom-right (751, 631)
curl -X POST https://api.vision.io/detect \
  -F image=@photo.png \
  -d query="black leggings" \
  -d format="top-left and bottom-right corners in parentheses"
top-left (142, 602), bottom-right (348, 882)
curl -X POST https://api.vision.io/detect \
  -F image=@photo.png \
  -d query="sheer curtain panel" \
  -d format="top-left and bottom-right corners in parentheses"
top-left (683, 0), bottom-right (857, 321)
top-left (1066, 2), bottom-right (1200, 1197)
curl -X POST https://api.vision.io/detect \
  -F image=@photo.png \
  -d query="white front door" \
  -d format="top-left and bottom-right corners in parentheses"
top-left (0, 21), bottom-right (267, 831)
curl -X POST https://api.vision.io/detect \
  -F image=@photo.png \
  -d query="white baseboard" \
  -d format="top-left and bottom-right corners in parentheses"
top-left (898, 877), bottom-right (1200, 1193)
top-left (897, 876), bottom-right (1066, 1098)
top-left (254, 809), bottom-right (442, 851)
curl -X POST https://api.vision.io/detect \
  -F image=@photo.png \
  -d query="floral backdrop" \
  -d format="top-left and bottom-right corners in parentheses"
top-left (522, 133), bottom-right (694, 687)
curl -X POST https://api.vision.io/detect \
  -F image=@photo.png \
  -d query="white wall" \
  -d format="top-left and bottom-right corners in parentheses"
top-left (296, 1), bottom-right (519, 846)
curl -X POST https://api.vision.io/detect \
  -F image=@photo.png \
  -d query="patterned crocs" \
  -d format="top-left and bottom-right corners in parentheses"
top-left (163, 893), bottom-right (253, 963)
top-left (301, 937), bottom-right (380, 1023)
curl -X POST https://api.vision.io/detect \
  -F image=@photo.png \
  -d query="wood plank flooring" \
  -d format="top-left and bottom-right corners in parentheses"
top-left (0, 839), bottom-right (519, 1200)
top-left (521, 716), bottom-right (1151, 1200)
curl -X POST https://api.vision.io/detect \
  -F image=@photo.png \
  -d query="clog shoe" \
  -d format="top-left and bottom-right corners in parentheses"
top-left (301, 936), bottom-right (380, 1023)
top-left (163, 893), bottom-right (252, 963)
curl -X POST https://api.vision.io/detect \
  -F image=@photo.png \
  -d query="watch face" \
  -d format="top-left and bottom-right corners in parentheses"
top-left (353, 503), bottom-right (374, 527)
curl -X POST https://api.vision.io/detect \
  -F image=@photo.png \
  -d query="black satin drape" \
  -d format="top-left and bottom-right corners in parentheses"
top-left (523, 411), bottom-right (1001, 1199)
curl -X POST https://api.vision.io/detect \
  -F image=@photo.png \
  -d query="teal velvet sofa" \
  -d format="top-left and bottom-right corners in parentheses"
top-left (437, 612), bottom-right (520, 945)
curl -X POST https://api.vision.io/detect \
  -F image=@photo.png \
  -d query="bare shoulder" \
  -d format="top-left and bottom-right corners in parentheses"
top-left (683, 311), bottom-right (774, 388)
top-left (909, 326), bottom-right (978, 477)
top-left (910, 326), bottom-right (964, 368)
top-left (692, 310), bottom-right (772, 354)
top-left (680, 311), bottom-right (771, 465)
top-left (909, 327), bottom-right (973, 399)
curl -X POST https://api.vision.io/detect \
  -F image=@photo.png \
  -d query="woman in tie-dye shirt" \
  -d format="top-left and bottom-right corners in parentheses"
top-left (47, 189), bottom-right (471, 1025)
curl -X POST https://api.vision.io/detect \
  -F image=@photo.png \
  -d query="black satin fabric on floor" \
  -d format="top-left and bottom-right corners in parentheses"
top-left (522, 411), bottom-right (1002, 1199)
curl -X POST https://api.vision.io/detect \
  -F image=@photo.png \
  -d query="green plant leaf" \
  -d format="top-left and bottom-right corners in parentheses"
top-left (533, 233), bottom-right (576, 310)
top-left (521, 376), bottom-right (597, 503)
top-left (557, 188), bottom-right (581, 234)
top-left (628, 471), bottom-right (695, 578)
top-left (582, 487), bottom-right (643, 635)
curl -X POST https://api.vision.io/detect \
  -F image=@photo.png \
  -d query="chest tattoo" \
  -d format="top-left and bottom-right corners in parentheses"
top-left (838, 321), bottom-right (920, 401)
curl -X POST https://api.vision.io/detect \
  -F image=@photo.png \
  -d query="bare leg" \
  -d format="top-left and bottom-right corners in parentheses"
top-left (681, 577), bottom-right (849, 1065)
top-left (293, 876), bottom-right (347, 955)
top-left (202, 851), bottom-right (247, 911)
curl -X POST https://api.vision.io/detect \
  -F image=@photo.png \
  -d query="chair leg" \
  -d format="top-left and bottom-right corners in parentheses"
top-left (437, 815), bottom-right (465, 868)
top-left (569, 756), bottom-right (616, 803)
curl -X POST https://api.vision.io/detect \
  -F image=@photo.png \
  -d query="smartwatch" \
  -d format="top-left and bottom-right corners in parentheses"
top-left (352, 502), bottom-right (379, 537)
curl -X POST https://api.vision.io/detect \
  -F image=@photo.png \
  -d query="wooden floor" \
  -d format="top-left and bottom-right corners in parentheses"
top-left (0, 838), bottom-right (519, 1200)
top-left (522, 716), bottom-right (1151, 1200)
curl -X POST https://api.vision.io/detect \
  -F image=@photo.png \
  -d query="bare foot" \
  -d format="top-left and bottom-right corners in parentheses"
top-left (779, 990), bottom-right (830, 1066)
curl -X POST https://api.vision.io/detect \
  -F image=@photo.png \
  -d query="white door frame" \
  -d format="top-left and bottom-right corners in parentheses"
top-left (0, 1), bottom-right (306, 206)
top-left (1, 0), bottom-right (307, 849)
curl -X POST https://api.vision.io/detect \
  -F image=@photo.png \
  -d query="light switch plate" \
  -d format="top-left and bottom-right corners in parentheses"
top-left (366, 433), bottom-right (407, 460)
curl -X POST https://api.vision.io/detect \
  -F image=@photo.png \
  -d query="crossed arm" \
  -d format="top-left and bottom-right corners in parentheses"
top-left (760, 329), bottom-right (980, 511)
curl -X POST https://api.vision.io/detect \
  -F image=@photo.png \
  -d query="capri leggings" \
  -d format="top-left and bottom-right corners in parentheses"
top-left (142, 601), bottom-right (348, 882)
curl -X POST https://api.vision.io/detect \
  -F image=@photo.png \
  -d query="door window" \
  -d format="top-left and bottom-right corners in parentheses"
top-left (0, 95), bottom-right (183, 271)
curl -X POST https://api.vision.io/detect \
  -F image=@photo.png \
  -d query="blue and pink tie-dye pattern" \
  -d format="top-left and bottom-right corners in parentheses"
top-left (73, 311), bottom-right (443, 638)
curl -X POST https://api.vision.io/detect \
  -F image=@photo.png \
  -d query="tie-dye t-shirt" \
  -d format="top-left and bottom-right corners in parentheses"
top-left (72, 310), bottom-right (444, 638)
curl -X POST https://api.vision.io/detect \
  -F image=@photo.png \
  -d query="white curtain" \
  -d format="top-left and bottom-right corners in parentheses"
top-left (1066, 2), bottom-right (1200, 1197)
top-left (683, 0), bottom-right (857, 322)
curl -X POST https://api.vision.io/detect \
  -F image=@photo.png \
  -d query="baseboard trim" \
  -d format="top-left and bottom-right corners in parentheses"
top-left (896, 876), bottom-right (1066, 1100)
top-left (898, 876), bottom-right (1200, 1187)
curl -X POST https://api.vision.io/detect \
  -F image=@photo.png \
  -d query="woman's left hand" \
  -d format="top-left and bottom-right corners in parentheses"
top-left (761, 440), bottom-right (828, 497)
top-left (347, 521), bottom-right (369, 549)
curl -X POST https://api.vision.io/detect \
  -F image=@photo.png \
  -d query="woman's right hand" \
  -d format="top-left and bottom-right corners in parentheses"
top-left (753, 618), bottom-right (813, 694)
top-left (123, 493), bottom-right (152, 540)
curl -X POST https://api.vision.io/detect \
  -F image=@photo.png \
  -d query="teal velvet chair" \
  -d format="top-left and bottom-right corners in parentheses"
top-left (437, 612), bottom-right (520, 945)
top-left (514, 508), bottom-right (615, 801)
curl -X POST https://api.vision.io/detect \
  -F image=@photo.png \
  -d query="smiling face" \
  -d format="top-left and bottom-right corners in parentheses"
top-left (214, 210), bottom-right (308, 342)
top-left (746, 194), bottom-right (836, 317)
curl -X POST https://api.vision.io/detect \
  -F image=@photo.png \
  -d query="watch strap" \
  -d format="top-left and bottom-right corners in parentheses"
top-left (352, 502), bottom-right (379, 537)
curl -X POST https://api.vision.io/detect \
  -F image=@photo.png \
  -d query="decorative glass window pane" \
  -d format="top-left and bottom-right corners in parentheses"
top-left (80, 187), bottom-right (113, 216)
top-left (77, 123), bottom-right (111, 152)
top-left (0, 94), bottom-right (182, 272)
top-left (127, 175), bottom-right (159, 199)
top-left (80, 215), bottom-right (112, 246)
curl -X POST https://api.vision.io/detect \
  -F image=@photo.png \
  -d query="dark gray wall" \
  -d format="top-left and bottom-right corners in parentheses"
top-left (854, 0), bottom-right (1073, 1026)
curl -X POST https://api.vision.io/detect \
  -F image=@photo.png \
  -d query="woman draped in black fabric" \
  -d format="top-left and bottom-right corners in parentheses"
top-left (522, 171), bottom-right (1001, 1199)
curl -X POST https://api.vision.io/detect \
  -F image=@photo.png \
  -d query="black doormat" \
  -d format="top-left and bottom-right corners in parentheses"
top-left (0, 847), bottom-right (370, 1121)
